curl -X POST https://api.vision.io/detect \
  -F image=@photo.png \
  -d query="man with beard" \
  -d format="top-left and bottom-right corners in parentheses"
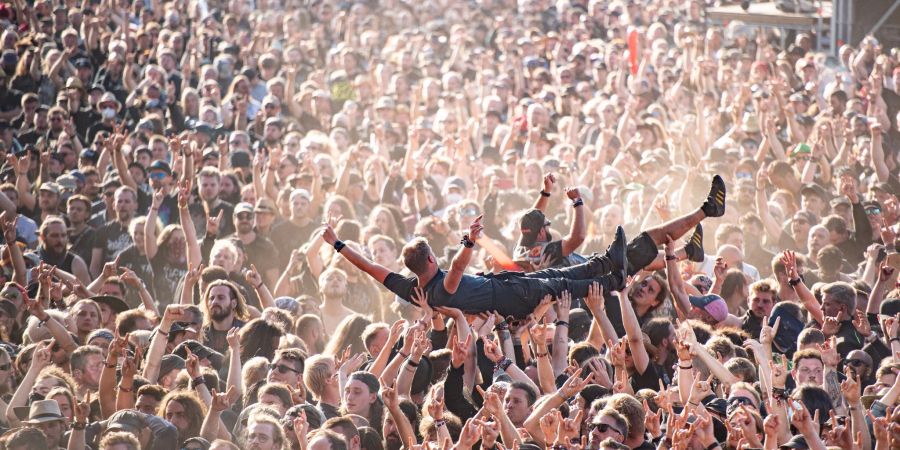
top-left (70, 345), bottom-right (103, 397)
top-left (229, 202), bottom-right (278, 287)
top-left (66, 195), bottom-right (95, 268)
top-left (318, 268), bottom-right (354, 335)
top-left (32, 216), bottom-right (90, 283)
top-left (189, 166), bottom-right (234, 237)
top-left (245, 414), bottom-right (286, 450)
top-left (90, 186), bottom-right (137, 278)
top-left (741, 280), bottom-right (778, 338)
top-left (201, 279), bottom-right (250, 355)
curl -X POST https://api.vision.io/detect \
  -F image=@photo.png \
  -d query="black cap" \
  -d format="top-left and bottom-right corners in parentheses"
top-left (518, 209), bottom-right (550, 247)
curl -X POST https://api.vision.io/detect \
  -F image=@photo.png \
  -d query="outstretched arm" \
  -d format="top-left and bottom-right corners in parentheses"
top-left (320, 222), bottom-right (391, 284)
top-left (444, 216), bottom-right (483, 295)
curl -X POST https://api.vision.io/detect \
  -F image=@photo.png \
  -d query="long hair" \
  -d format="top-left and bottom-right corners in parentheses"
top-left (342, 371), bottom-right (384, 432)
top-left (158, 390), bottom-right (207, 445)
top-left (323, 314), bottom-right (371, 357)
top-left (238, 318), bottom-right (284, 363)
top-left (156, 224), bottom-right (185, 263)
top-left (202, 280), bottom-right (250, 324)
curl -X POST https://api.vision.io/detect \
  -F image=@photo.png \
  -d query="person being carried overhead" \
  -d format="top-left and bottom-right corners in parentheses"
top-left (321, 176), bottom-right (727, 318)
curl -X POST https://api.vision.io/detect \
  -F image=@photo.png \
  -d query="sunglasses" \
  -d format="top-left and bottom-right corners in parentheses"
top-left (236, 213), bottom-right (254, 220)
top-left (269, 363), bottom-right (300, 375)
top-left (866, 208), bottom-right (882, 216)
top-left (0, 363), bottom-right (10, 371)
top-left (149, 172), bottom-right (167, 180)
top-left (591, 423), bottom-right (623, 436)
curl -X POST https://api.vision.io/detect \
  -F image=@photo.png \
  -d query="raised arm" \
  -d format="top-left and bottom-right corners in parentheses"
top-left (177, 183), bottom-right (202, 269)
top-left (664, 238), bottom-right (692, 320)
top-left (444, 216), bottom-right (483, 295)
top-left (560, 188), bottom-right (586, 256)
top-left (618, 281), bottom-right (649, 375)
top-left (145, 191), bottom-right (162, 260)
top-left (320, 221), bottom-right (391, 284)
top-left (781, 251), bottom-right (824, 325)
top-left (533, 173), bottom-right (554, 211)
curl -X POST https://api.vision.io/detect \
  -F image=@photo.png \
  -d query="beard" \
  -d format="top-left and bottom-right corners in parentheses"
top-left (384, 433), bottom-right (403, 450)
top-left (210, 305), bottom-right (232, 322)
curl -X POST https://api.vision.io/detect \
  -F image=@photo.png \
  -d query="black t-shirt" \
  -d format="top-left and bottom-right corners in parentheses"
top-left (271, 219), bottom-right (318, 266)
top-left (236, 234), bottom-right (280, 278)
top-left (92, 220), bottom-right (133, 264)
top-left (150, 254), bottom-right (186, 309)
top-left (117, 244), bottom-right (154, 307)
top-left (631, 362), bottom-right (668, 392)
top-left (68, 226), bottom-right (95, 269)
top-left (189, 201), bottom-right (235, 237)
top-left (0, 89), bottom-right (22, 113)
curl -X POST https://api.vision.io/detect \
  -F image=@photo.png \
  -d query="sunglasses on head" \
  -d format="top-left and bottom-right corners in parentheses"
top-left (269, 363), bottom-right (300, 375)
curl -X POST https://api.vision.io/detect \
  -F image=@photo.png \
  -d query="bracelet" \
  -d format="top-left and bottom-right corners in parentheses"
top-left (334, 240), bottom-right (346, 252)
top-left (105, 361), bottom-right (117, 369)
top-left (118, 384), bottom-right (132, 392)
top-left (495, 357), bottom-right (513, 372)
top-left (398, 352), bottom-right (410, 359)
top-left (771, 387), bottom-right (787, 401)
top-left (192, 376), bottom-right (206, 387)
top-left (157, 328), bottom-right (169, 336)
top-left (535, 352), bottom-right (549, 358)
top-left (555, 320), bottom-right (569, 327)
top-left (406, 358), bottom-right (419, 367)
top-left (461, 234), bottom-right (475, 248)
top-left (434, 419), bottom-right (446, 427)
top-left (665, 254), bottom-right (677, 261)
top-left (72, 421), bottom-right (87, 430)
top-left (255, 281), bottom-right (264, 290)
top-left (678, 364), bottom-right (693, 370)
top-left (788, 277), bottom-right (801, 287)
top-left (890, 338), bottom-right (900, 343)
top-left (540, 190), bottom-right (551, 197)
top-left (572, 198), bottom-right (584, 208)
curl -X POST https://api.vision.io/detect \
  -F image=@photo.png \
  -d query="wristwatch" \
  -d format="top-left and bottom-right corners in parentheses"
top-left (461, 234), bottom-right (475, 248)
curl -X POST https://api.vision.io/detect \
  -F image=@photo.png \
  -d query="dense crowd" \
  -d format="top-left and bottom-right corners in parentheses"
top-left (0, 0), bottom-right (896, 449)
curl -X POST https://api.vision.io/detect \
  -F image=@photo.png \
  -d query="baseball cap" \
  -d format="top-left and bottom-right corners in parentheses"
top-left (172, 340), bottom-right (224, 367)
top-left (38, 182), bottom-right (60, 195)
top-left (106, 410), bottom-right (145, 434)
top-left (688, 294), bottom-right (728, 323)
top-left (148, 160), bottom-right (172, 175)
top-left (799, 183), bottom-right (828, 201)
top-left (234, 202), bottom-right (254, 215)
top-left (519, 209), bottom-right (550, 247)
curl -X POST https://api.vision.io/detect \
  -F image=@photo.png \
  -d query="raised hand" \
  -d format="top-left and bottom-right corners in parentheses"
top-left (427, 385), bottom-right (445, 419)
top-left (226, 327), bottom-right (240, 350)
top-left (468, 215), bottom-right (484, 241)
top-left (540, 409), bottom-right (561, 443)
top-left (476, 385), bottom-right (503, 416)
top-left (840, 367), bottom-right (861, 404)
top-left (244, 264), bottom-right (263, 288)
top-left (210, 386), bottom-right (238, 412)
top-left (555, 290), bottom-right (571, 322)
top-left (74, 392), bottom-right (91, 424)
top-left (559, 367), bottom-right (593, 399)
top-left (584, 282), bottom-right (605, 314)
top-left (852, 310), bottom-right (872, 337)
top-left (565, 187), bottom-right (581, 200)
top-left (449, 334), bottom-right (470, 368)
top-left (542, 173), bottom-right (555, 192)
top-left (185, 348), bottom-right (201, 379)
top-left (481, 336), bottom-right (504, 363)
top-left (206, 209), bottom-right (224, 237)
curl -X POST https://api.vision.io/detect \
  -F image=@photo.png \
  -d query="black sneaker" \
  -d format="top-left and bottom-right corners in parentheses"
top-left (701, 175), bottom-right (727, 218)
top-left (683, 224), bottom-right (705, 263)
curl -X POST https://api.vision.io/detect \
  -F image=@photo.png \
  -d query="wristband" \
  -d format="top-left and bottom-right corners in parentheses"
top-left (540, 190), bottom-right (551, 197)
top-left (788, 277), bottom-right (801, 287)
top-left (255, 281), bottom-right (264, 290)
top-left (406, 358), bottom-right (419, 367)
top-left (704, 443), bottom-right (720, 450)
top-left (157, 328), bottom-right (169, 337)
top-left (398, 352), bottom-right (410, 359)
top-left (192, 376), bottom-right (206, 387)
top-left (434, 419), bottom-right (446, 427)
top-left (555, 320), bottom-right (569, 327)
top-left (495, 357), bottom-right (513, 372)
top-left (771, 387), bottom-right (787, 400)
top-left (461, 234), bottom-right (475, 248)
top-left (118, 384), bottom-right (132, 393)
top-left (678, 364), bottom-right (693, 370)
top-left (665, 254), bottom-right (677, 261)
top-left (572, 198), bottom-right (584, 208)
top-left (535, 352), bottom-right (549, 358)
top-left (891, 338), bottom-right (900, 343)
top-left (105, 361), bottom-right (117, 369)
top-left (334, 240), bottom-right (346, 252)
top-left (72, 421), bottom-right (87, 430)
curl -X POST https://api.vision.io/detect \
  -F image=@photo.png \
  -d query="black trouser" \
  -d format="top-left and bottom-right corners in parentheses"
top-left (489, 260), bottom-right (624, 318)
